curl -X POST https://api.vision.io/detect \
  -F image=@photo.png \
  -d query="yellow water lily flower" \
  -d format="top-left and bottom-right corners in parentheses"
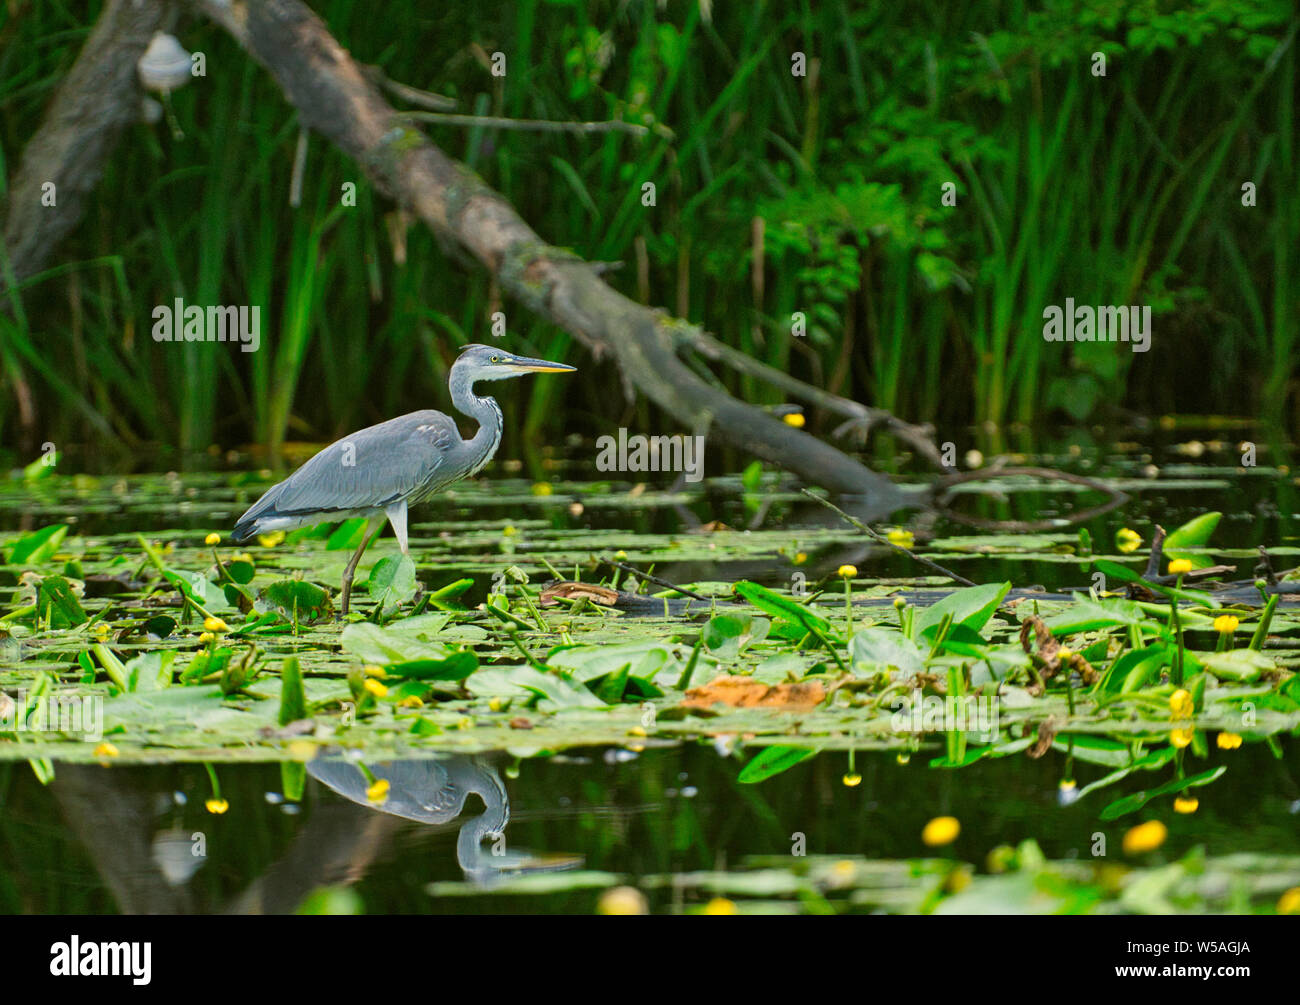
top-left (1170, 726), bottom-right (1194, 748)
top-left (887, 528), bottom-right (915, 549)
top-left (202, 616), bottom-right (228, 633)
top-left (204, 532), bottom-right (221, 546)
top-left (362, 679), bottom-right (388, 698)
top-left (94, 742), bottom-right (119, 759)
top-left (1213, 614), bottom-right (1239, 634)
top-left (597, 886), bottom-right (648, 916)
top-left (1169, 689), bottom-right (1194, 719)
top-left (1278, 887), bottom-right (1300, 915)
top-left (922, 816), bottom-right (960, 846)
top-left (257, 530), bottom-right (285, 548)
top-left (198, 632), bottom-right (214, 644)
top-left (842, 772), bottom-right (862, 787)
top-left (782, 412), bottom-right (806, 428)
top-left (837, 564), bottom-right (857, 579)
top-left (1173, 795), bottom-right (1199, 814)
top-left (1167, 559), bottom-right (1193, 575)
top-left (396, 696), bottom-right (424, 709)
top-left (205, 798), bottom-right (229, 815)
top-left (1115, 528), bottom-right (1142, 554)
top-left (366, 778), bottom-right (390, 804)
top-left (702, 898), bottom-right (737, 915)
top-left (1122, 819), bottom-right (1167, 855)
top-left (1216, 731), bottom-right (1242, 750)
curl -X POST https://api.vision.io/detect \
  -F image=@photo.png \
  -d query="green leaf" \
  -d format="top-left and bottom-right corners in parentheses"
top-left (125, 651), bottom-right (175, 692)
top-left (326, 518), bottom-right (370, 551)
top-left (1045, 594), bottom-right (1148, 633)
top-left (36, 576), bottom-right (87, 628)
top-left (590, 662), bottom-right (632, 704)
top-left (912, 582), bottom-right (1010, 637)
top-left (10, 525), bottom-right (68, 564)
top-left (546, 641), bottom-right (681, 683)
top-left (734, 581), bottom-right (835, 638)
top-left (739, 745), bottom-right (818, 783)
top-left (1049, 734), bottom-right (1130, 767)
top-left (341, 622), bottom-right (456, 665)
top-left (701, 612), bottom-right (770, 659)
top-left (258, 580), bottom-right (330, 622)
top-left (366, 554), bottom-right (418, 612)
top-left (279, 656), bottom-right (308, 725)
top-left (385, 650), bottom-right (478, 682)
top-left (1099, 766), bottom-right (1227, 820)
top-left (1164, 512), bottom-right (1221, 548)
top-left (166, 568), bottom-right (235, 613)
top-left (849, 628), bottom-right (924, 674)
top-left (281, 761), bottom-right (306, 802)
top-left (1198, 648), bottom-right (1274, 682)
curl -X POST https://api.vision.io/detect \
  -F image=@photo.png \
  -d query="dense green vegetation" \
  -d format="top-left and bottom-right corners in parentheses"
top-left (2, 0), bottom-right (1296, 471)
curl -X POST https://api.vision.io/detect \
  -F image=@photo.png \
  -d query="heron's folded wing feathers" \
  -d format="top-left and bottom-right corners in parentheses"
top-left (266, 411), bottom-right (460, 516)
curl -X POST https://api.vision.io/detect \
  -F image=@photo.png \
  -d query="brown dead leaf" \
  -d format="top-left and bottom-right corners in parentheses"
top-left (682, 674), bottom-right (825, 710)
top-left (538, 581), bottom-right (620, 607)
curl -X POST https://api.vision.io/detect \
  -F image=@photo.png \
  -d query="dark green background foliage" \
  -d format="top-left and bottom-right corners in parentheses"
top-left (1, 0), bottom-right (1295, 468)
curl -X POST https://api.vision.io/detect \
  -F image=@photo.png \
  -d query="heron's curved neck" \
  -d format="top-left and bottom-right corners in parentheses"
top-left (450, 370), bottom-right (503, 474)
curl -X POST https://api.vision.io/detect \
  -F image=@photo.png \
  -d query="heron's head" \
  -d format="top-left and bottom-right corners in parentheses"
top-left (456, 343), bottom-right (576, 382)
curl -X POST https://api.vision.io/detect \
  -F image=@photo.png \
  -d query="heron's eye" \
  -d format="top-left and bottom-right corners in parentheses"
top-left (489, 355), bottom-right (501, 364)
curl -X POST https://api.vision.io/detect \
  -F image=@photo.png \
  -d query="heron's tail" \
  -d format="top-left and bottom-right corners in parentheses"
top-left (231, 483), bottom-right (285, 542)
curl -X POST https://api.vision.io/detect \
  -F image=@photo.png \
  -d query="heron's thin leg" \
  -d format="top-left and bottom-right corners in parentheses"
top-left (340, 517), bottom-right (384, 618)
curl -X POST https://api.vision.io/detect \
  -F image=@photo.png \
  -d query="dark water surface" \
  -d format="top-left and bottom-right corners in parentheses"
top-left (2, 743), bottom-right (1296, 914)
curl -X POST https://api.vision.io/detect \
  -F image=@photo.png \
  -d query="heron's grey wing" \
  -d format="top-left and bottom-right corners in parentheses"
top-left (242, 411), bottom-right (460, 524)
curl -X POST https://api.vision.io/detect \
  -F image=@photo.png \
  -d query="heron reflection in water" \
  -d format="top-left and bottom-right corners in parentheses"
top-left (307, 755), bottom-right (578, 883)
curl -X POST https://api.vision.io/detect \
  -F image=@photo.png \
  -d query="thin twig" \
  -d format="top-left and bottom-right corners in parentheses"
top-left (799, 488), bottom-right (978, 587)
top-left (603, 558), bottom-right (710, 601)
top-left (360, 63), bottom-right (457, 111)
top-left (400, 111), bottom-right (648, 137)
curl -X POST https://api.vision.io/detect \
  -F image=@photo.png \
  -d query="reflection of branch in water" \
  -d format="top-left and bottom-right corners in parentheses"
top-left (51, 765), bottom-right (195, 915)
top-left (221, 805), bottom-right (398, 915)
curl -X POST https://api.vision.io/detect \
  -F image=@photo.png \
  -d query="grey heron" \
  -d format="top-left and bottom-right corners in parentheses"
top-left (231, 343), bottom-right (575, 615)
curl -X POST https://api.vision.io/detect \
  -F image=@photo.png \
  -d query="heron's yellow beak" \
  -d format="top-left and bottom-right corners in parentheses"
top-left (509, 355), bottom-right (576, 373)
